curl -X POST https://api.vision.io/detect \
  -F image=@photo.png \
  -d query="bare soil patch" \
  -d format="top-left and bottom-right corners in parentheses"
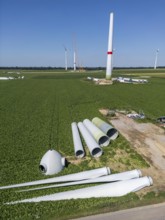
top-left (102, 111), bottom-right (165, 191)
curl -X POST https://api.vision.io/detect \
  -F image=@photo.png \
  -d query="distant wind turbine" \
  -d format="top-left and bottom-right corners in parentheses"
top-left (63, 45), bottom-right (68, 71)
top-left (73, 34), bottom-right (77, 71)
top-left (154, 49), bottom-right (159, 69)
top-left (73, 51), bottom-right (76, 71)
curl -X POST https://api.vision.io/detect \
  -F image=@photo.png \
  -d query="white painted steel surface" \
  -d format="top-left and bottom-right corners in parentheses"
top-left (78, 122), bottom-right (103, 157)
top-left (92, 117), bottom-right (118, 140)
top-left (0, 167), bottom-right (110, 190)
top-left (39, 150), bottom-right (66, 175)
top-left (20, 169), bottom-right (141, 192)
top-left (71, 122), bottom-right (85, 158)
top-left (9, 176), bottom-right (153, 204)
top-left (83, 119), bottom-right (110, 147)
top-left (74, 51), bottom-right (76, 71)
top-left (106, 12), bottom-right (114, 80)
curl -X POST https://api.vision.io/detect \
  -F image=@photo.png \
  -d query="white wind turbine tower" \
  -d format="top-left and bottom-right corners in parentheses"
top-left (73, 50), bottom-right (76, 71)
top-left (73, 34), bottom-right (77, 71)
top-left (154, 49), bottom-right (159, 69)
top-left (63, 45), bottom-right (68, 71)
top-left (106, 12), bottom-right (114, 80)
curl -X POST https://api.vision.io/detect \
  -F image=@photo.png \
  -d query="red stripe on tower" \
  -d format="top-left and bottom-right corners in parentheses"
top-left (107, 51), bottom-right (113, 55)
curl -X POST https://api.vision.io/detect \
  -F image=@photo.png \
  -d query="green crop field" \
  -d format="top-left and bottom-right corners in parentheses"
top-left (0, 69), bottom-right (165, 220)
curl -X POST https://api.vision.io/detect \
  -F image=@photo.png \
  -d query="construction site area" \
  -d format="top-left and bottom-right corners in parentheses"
top-left (100, 109), bottom-right (165, 192)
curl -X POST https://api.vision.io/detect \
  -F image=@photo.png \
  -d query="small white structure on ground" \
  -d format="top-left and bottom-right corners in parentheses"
top-left (39, 149), bottom-right (66, 175)
top-left (115, 77), bottom-right (148, 84)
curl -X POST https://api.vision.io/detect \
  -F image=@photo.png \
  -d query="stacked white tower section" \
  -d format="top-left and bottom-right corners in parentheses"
top-left (83, 119), bottom-right (110, 147)
top-left (77, 122), bottom-right (103, 157)
top-left (106, 12), bottom-right (114, 80)
top-left (92, 117), bottom-right (118, 140)
top-left (71, 122), bottom-right (85, 158)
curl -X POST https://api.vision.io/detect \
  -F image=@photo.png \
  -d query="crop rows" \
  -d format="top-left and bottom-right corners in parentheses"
top-left (0, 69), bottom-right (165, 219)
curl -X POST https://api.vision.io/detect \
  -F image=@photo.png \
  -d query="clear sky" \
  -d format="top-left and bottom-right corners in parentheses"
top-left (0, 0), bottom-right (165, 67)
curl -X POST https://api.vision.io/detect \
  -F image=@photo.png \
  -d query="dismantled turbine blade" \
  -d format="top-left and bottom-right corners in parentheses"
top-left (19, 169), bottom-right (142, 192)
top-left (8, 176), bottom-right (153, 204)
top-left (0, 167), bottom-right (110, 190)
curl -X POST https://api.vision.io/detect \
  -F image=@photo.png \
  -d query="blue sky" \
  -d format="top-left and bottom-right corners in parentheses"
top-left (0, 0), bottom-right (165, 67)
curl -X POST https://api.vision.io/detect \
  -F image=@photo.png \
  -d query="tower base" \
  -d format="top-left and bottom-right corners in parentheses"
top-left (95, 79), bottom-right (113, 85)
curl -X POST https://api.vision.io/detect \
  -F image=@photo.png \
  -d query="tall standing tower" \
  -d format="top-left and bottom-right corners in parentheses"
top-left (63, 46), bottom-right (68, 71)
top-left (73, 51), bottom-right (76, 71)
top-left (154, 49), bottom-right (159, 69)
top-left (106, 12), bottom-right (114, 80)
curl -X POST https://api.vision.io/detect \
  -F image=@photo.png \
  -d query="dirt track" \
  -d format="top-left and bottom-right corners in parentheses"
top-left (109, 113), bottom-right (165, 191)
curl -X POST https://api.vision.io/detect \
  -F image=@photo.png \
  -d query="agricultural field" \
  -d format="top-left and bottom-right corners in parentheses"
top-left (0, 68), bottom-right (165, 220)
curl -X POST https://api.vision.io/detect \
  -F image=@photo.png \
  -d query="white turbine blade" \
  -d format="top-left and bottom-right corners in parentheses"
top-left (0, 167), bottom-right (110, 190)
top-left (8, 176), bottom-right (153, 204)
top-left (19, 169), bottom-right (142, 192)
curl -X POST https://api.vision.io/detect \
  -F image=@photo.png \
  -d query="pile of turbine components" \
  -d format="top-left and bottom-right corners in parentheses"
top-left (0, 76), bottom-right (24, 80)
top-left (0, 76), bottom-right (15, 80)
top-left (0, 167), bottom-right (153, 204)
top-left (36, 118), bottom-right (118, 176)
top-left (71, 117), bottom-right (118, 158)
